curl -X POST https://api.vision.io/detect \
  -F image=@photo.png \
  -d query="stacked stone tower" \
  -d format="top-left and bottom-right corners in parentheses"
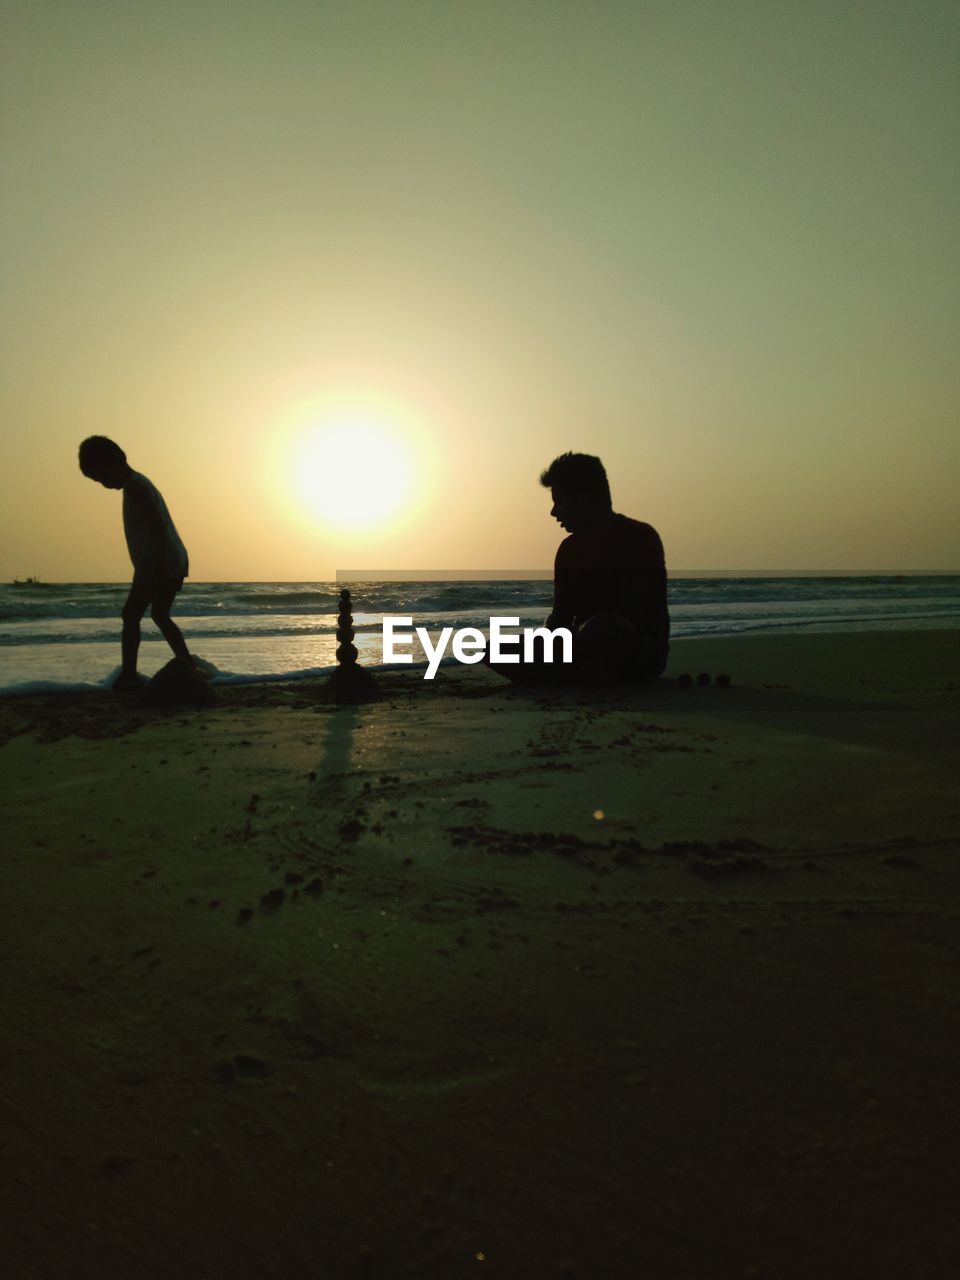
top-left (329, 587), bottom-right (377, 701)
top-left (336, 589), bottom-right (358, 668)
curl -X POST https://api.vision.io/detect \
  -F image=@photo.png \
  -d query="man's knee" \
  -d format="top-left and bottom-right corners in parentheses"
top-left (150, 603), bottom-right (171, 627)
top-left (576, 611), bottom-right (638, 661)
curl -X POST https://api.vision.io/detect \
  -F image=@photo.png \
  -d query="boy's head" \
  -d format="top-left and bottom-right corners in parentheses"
top-left (78, 436), bottom-right (129, 488)
top-left (539, 452), bottom-right (612, 533)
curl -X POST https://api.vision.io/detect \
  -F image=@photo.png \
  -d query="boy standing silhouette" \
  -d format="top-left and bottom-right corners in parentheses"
top-left (78, 436), bottom-right (195, 691)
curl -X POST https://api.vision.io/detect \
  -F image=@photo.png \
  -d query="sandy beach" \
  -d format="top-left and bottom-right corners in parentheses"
top-left (1, 628), bottom-right (958, 1279)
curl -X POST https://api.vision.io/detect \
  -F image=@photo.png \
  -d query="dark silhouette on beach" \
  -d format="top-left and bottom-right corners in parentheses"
top-left (78, 436), bottom-right (199, 691)
top-left (492, 452), bottom-right (669, 684)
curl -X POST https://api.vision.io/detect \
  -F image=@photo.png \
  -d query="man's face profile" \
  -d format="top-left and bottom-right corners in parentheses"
top-left (550, 487), bottom-right (585, 534)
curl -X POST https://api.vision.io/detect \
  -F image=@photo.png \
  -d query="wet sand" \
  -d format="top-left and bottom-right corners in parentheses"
top-left (1, 629), bottom-right (958, 1279)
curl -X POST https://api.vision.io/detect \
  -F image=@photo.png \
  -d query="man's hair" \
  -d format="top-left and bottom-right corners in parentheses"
top-left (78, 436), bottom-right (126, 478)
top-left (539, 452), bottom-right (611, 506)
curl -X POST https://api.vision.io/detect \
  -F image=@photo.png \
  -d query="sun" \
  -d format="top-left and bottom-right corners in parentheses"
top-left (268, 393), bottom-right (436, 540)
top-left (291, 419), bottom-right (415, 531)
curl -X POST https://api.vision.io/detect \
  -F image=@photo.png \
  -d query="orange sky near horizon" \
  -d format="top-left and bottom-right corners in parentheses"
top-left (2, 1), bottom-right (958, 582)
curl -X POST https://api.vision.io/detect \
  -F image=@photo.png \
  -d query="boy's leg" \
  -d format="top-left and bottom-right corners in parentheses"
top-left (117, 583), bottom-right (152, 689)
top-left (149, 580), bottom-right (193, 666)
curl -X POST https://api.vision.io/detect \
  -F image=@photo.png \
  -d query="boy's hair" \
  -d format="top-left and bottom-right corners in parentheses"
top-left (539, 452), bottom-right (611, 507)
top-left (78, 436), bottom-right (126, 478)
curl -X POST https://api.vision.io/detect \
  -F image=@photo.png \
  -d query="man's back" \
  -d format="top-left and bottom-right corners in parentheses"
top-left (554, 512), bottom-right (669, 666)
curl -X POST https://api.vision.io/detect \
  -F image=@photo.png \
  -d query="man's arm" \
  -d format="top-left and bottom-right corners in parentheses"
top-left (546, 544), bottom-right (576, 629)
top-left (546, 585), bottom-right (576, 629)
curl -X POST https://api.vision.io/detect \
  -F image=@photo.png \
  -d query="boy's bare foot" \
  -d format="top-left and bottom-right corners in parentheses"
top-left (112, 672), bottom-right (141, 692)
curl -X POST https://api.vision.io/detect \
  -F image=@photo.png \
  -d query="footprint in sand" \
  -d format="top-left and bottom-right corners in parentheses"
top-left (215, 1053), bottom-right (273, 1083)
top-left (359, 1064), bottom-right (515, 1098)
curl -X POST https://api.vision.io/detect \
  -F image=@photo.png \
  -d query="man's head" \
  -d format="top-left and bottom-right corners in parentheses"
top-left (78, 436), bottom-right (129, 488)
top-left (539, 452), bottom-right (612, 534)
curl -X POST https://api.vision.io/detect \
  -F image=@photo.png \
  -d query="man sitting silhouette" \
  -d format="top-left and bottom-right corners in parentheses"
top-left (527, 452), bottom-right (669, 682)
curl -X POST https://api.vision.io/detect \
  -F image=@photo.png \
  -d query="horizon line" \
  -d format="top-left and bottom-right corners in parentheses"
top-left (335, 568), bottom-right (960, 581)
top-left (7, 569), bottom-right (959, 586)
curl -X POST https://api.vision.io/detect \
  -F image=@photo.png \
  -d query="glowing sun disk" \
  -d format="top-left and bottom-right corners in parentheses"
top-left (293, 422), bottom-right (414, 529)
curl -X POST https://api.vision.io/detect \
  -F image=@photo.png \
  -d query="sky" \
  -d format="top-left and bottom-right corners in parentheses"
top-left (1, 0), bottom-right (958, 581)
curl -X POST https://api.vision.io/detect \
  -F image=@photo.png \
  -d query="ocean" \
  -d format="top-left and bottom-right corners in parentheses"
top-left (1, 575), bottom-right (958, 696)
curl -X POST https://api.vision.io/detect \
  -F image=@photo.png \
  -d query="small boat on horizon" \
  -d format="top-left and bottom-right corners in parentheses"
top-left (12, 576), bottom-right (44, 586)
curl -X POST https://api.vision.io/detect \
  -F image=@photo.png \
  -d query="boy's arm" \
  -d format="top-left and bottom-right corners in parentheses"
top-left (124, 473), bottom-right (163, 518)
top-left (124, 475), bottom-right (166, 580)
